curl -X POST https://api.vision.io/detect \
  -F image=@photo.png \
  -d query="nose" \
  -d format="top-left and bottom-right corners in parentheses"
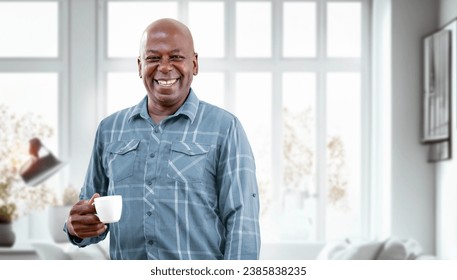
top-left (158, 59), bottom-right (172, 73)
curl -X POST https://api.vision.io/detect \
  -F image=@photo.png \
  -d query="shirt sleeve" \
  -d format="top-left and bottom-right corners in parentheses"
top-left (80, 121), bottom-right (110, 199)
top-left (217, 117), bottom-right (261, 260)
top-left (63, 122), bottom-right (110, 247)
top-left (63, 221), bottom-right (109, 248)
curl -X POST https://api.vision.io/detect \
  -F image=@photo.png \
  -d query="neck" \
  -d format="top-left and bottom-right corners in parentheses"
top-left (147, 101), bottom-right (182, 124)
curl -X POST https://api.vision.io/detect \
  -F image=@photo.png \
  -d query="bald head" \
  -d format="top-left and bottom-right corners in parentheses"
top-left (139, 18), bottom-right (195, 55)
top-left (137, 18), bottom-right (199, 121)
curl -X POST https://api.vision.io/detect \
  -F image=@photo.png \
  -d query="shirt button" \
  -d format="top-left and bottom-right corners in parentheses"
top-left (147, 211), bottom-right (152, 216)
top-left (149, 153), bottom-right (155, 158)
top-left (147, 181), bottom-right (153, 186)
top-left (154, 128), bottom-right (159, 133)
top-left (148, 240), bottom-right (154, 245)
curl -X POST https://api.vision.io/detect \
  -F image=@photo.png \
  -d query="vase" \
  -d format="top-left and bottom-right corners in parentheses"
top-left (0, 222), bottom-right (15, 247)
top-left (48, 205), bottom-right (71, 243)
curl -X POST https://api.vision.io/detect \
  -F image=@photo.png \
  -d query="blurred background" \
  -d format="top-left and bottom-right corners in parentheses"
top-left (0, 0), bottom-right (455, 260)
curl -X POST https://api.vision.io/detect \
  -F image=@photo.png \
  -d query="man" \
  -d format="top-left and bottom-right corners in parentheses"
top-left (64, 18), bottom-right (261, 260)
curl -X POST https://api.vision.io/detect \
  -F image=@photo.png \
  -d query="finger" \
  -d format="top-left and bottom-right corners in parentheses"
top-left (75, 224), bottom-right (107, 239)
top-left (87, 193), bottom-right (100, 205)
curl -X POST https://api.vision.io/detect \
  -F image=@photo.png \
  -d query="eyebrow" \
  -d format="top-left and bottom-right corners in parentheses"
top-left (145, 49), bottom-right (182, 54)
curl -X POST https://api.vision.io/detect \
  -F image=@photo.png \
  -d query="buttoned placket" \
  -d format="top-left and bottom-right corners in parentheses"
top-left (144, 123), bottom-right (162, 258)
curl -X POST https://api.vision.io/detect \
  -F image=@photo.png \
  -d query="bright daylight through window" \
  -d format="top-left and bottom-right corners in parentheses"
top-left (0, 0), bottom-right (368, 245)
top-left (0, 0), bottom-right (61, 241)
top-left (103, 0), bottom-right (368, 244)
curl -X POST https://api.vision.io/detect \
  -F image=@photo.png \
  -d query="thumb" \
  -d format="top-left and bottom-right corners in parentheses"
top-left (87, 193), bottom-right (100, 205)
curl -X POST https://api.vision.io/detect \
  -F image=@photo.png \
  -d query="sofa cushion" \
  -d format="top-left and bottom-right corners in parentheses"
top-left (332, 240), bottom-right (384, 260)
top-left (376, 237), bottom-right (423, 260)
top-left (317, 237), bottom-right (427, 260)
top-left (317, 239), bottom-right (384, 260)
top-left (316, 239), bottom-right (349, 260)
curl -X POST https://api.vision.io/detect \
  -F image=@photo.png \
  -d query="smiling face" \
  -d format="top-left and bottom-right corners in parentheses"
top-left (137, 19), bottom-right (198, 118)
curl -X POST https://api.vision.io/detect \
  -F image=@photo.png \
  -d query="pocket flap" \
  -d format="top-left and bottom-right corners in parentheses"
top-left (110, 139), bottom-right (140, 155)
top-left (171, 142), bottom-right (209, 156)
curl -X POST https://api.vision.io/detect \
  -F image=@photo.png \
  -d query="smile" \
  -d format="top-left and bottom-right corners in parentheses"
top-left (155, 79), bottom-right (178, 87)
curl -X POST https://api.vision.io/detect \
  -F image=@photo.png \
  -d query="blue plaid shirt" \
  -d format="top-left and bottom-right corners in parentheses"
top-left (65, 90), bottom-right (261, 260)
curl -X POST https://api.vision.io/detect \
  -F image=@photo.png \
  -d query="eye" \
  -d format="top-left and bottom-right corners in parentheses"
top-left (145, 56), bottom-right (160, 62)
top-left (170, 55), bottom-right (185, 62)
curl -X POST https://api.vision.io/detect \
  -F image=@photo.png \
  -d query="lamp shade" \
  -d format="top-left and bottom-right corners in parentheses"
top-left (19, 138), bottom-right (65, 186)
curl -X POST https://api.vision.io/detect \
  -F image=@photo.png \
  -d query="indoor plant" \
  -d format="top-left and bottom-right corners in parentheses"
top-left (0, 103), bottom-right (56, 246)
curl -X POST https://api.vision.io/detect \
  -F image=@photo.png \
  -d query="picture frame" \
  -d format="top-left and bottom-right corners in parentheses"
top-left (422, 29), bottom-right (451, 144)
top-left (427, 140), bottom-right (451, 163)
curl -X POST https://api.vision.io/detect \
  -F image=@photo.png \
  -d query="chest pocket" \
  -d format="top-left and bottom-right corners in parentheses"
top-left (105, 139), bottom-right (140, 182)
top-left (168, 142), bottom-right (210, 183)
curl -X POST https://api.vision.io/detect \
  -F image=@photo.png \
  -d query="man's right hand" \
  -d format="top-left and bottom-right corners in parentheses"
top-left (66, 193), bottom-right (107, 239)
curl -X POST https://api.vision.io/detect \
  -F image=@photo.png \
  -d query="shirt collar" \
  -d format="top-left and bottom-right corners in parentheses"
top-left (128, 88), bottom-right (200, 124)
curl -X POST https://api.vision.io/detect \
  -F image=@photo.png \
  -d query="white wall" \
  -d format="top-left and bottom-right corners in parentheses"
top-left (436, 0), bottom-right (457, 259)
top-left (390, 0), bottom-right (438, 255)
top-left (440, 0), bottom-right (457, 26)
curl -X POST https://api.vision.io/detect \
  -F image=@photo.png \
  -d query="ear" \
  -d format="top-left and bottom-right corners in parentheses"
top-left (137, 56), bottom-right (142, 78)
top-left (193, 52), bottom-right (199, 76)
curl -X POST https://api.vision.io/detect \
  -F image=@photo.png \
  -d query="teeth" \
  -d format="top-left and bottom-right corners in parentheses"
top-left (157, 79), bottom-right (177, 86)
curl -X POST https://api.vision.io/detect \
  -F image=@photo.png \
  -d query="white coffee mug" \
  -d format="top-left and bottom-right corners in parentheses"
top-left (93, 195), bottom-right (122, 223)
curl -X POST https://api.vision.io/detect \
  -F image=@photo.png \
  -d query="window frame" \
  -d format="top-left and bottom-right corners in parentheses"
top-left (0, 0), bottom-right (70, 161)
top-left (97, 0), bottom-right (372, 243)
top-left (0, 0), bottom-right (70, 242)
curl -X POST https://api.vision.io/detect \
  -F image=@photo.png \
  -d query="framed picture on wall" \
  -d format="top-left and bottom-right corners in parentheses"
top-left (428, 140), bottom-right (451, 163)
top-left (422, 29), bottom-right (451, 144)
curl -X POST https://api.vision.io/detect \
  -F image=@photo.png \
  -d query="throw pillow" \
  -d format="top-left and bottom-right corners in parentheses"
top-left (331, 240), bottom-right (384, 260)
top-left (316, 239), bottom-right (350, 260)
top-left (376, 237), bottom-right (423, 260)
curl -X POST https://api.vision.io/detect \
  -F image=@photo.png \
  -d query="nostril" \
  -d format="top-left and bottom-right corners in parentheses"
top-left (158, 64), bottom-right (172, 73)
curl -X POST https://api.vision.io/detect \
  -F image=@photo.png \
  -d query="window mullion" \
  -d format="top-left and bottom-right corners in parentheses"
top-left (361, 0), bottom-right (373, 239)
top-left (225, 0), bottom-right (236, 112)
top-left (58, 0), bottom-right (70, 189)
top-left (178, 0), bottom-right (188, 23)
top-left (97, 0), bottom-right (108, 121)
top-left (316, 0), bottom-right (328, 242)
top-left (271, 0), bottom-right (283, 242)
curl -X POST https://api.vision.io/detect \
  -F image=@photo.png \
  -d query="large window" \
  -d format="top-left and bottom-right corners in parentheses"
top-left (0, 0), bottom-right (370, 249)
top-left (0, 0), bottom-right (66, 155)
top-left (0, 0), bottom-right (68, 241)
top-left (100, 0), bottom-right (370, 243)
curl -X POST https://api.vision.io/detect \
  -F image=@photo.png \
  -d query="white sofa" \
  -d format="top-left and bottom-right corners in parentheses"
top-left (260, 237), bottom-right (436, 260)
top-left (315, 236), bottom-right (435, 260)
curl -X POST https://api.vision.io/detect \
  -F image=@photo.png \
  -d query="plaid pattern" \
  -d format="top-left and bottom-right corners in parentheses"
top-left (68, 90), bottom-right (261, 260)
